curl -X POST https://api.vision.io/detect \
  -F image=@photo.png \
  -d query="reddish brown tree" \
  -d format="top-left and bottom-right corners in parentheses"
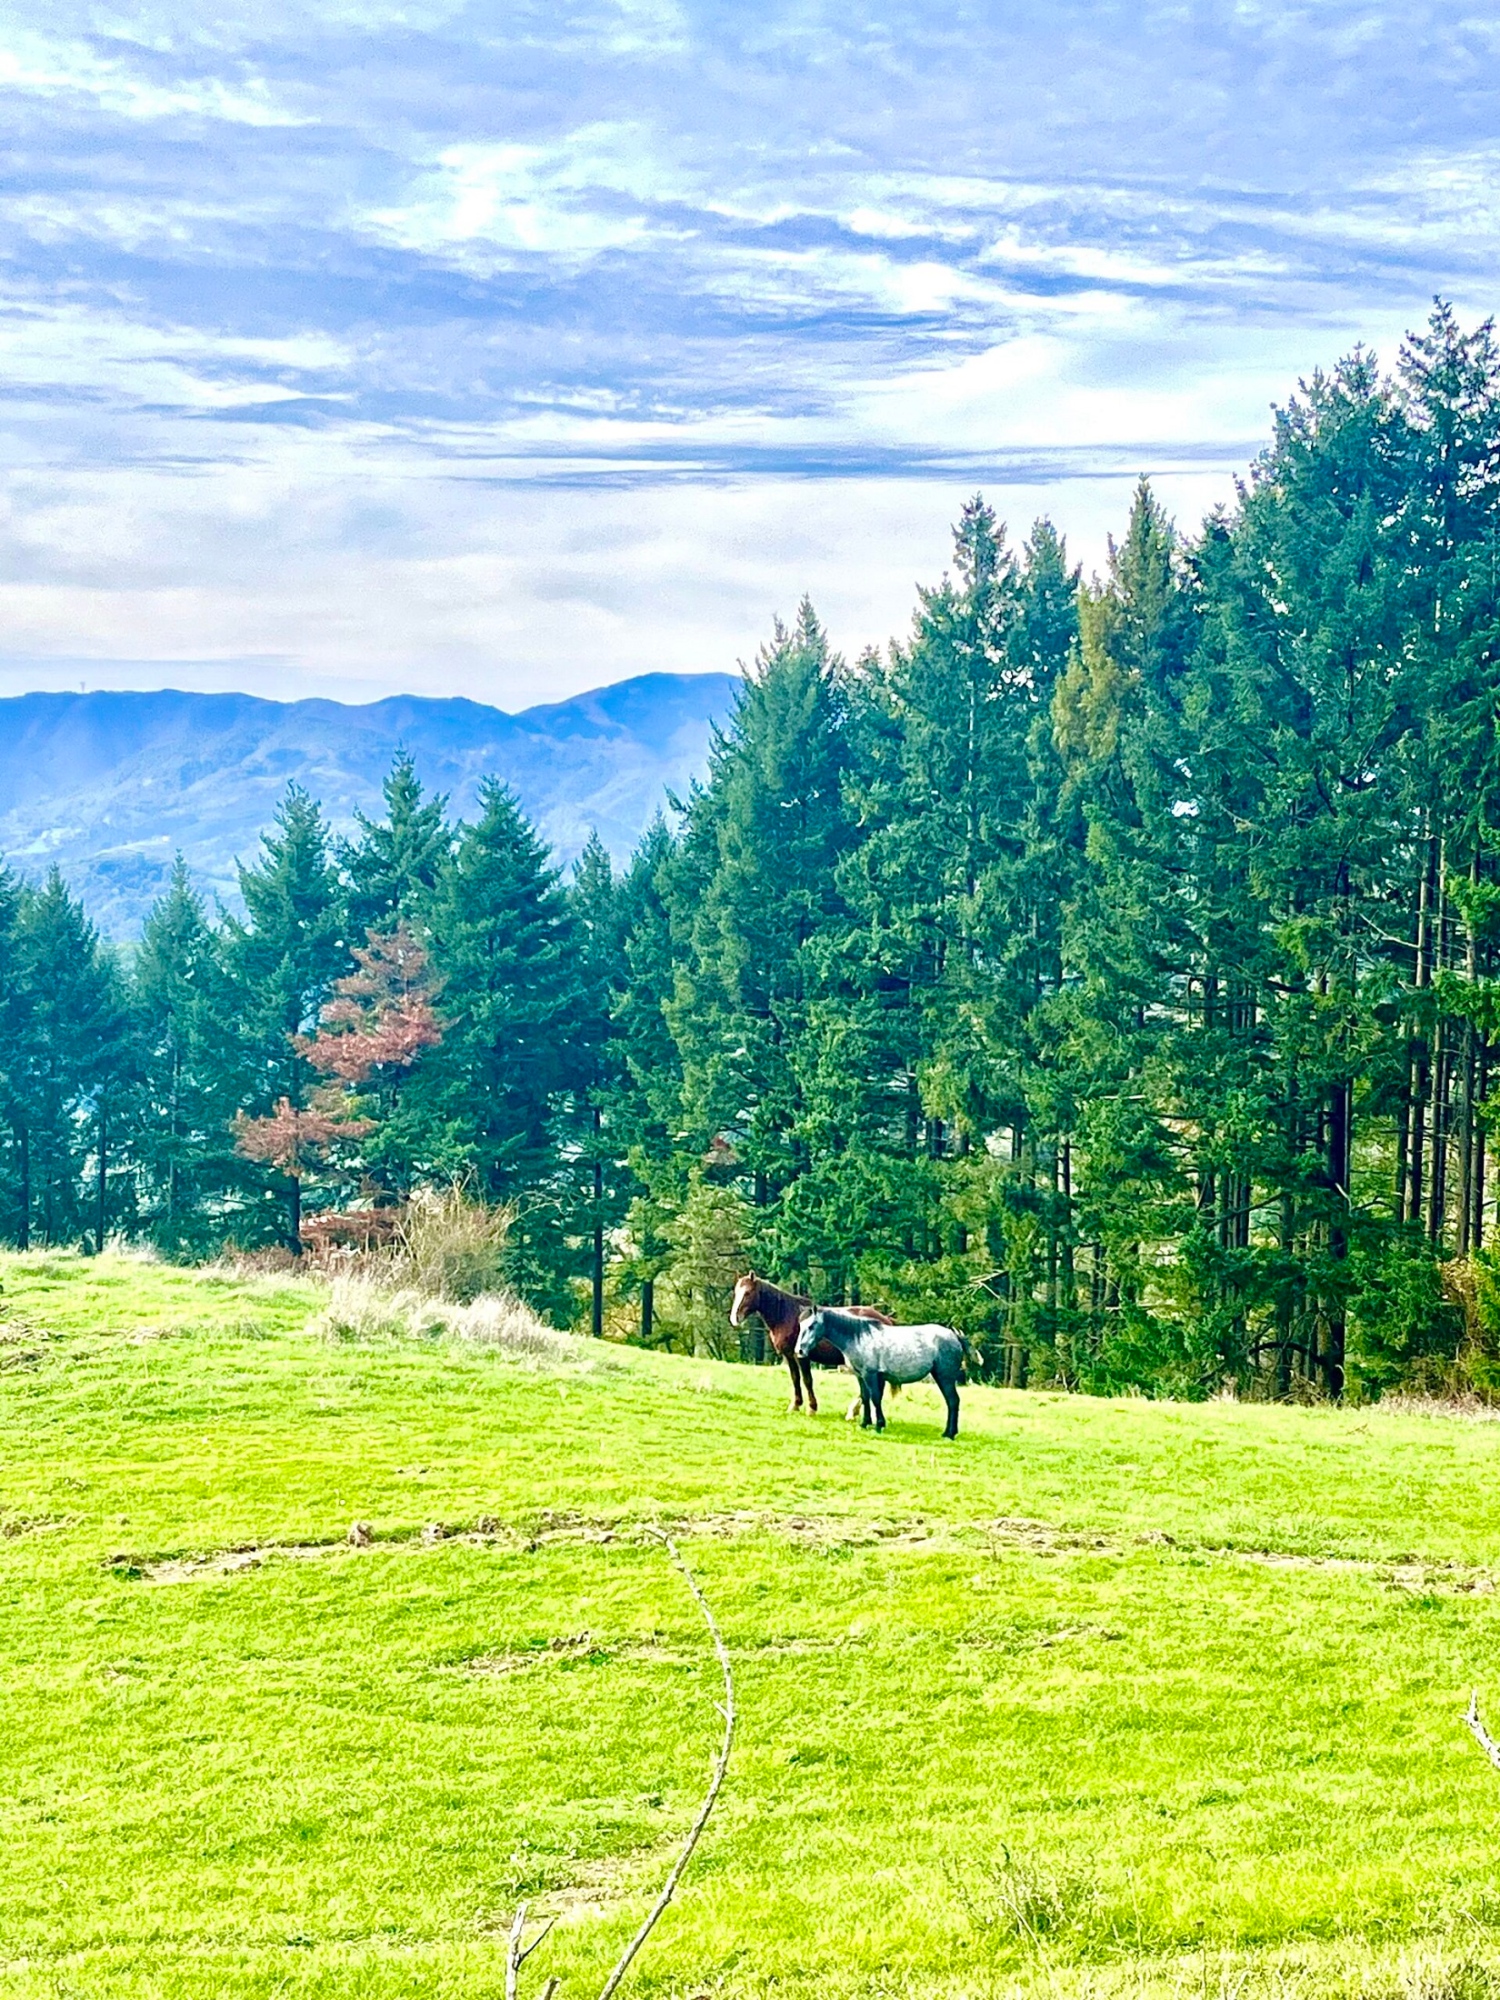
top-left (298, 925), bottom-right (443, 1087)
top-left (233, 1094), bottom-right (374, 1248)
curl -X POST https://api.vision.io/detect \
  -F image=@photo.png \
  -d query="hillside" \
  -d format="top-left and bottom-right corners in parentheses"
top-left (0, 673), bottom-right (739, 933)
top-left (2, 1249), bottom-right (1500, 1997)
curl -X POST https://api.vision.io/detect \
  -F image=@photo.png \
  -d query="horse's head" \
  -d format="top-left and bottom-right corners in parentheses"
top-left (729, 1272), bottom-right (758, 1327)
top-left (794, 1309), bottom-right (825, 1359)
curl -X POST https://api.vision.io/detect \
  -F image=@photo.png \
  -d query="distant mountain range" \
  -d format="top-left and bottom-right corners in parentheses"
top-left (0, 674), bottom-right (740, 936)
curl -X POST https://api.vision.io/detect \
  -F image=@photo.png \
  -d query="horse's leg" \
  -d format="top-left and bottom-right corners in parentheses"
top-left (801, 1354), bottom-right (819, 1413)
top-left (859, 1373), bottom-right (873, 1428)
top-left (870, 1371), bottom-right (886, 1432)
top-left (784, 1346), bottom-right (803, 1413)
top-left (936, 1370), bottom-right (960, 1439)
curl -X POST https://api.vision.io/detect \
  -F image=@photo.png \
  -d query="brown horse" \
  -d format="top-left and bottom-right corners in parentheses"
top-left (730, 1272), bottom-right (893, 1414)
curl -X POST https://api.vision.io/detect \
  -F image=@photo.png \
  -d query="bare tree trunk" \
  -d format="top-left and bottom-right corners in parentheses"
top-left (1458, 1024), bottom-right (1477, 1255)
top-left (95, 1101), bottom-right (108, 1258)
top-left (16, 1125), bottom-right (28, 1251)
top-left (1476, 1044), bottom-right (1490, 1251)
top-left (1430, 1023), bottom-right (1450, 1246)
top-left (1408, 824), bottom-right (1438, 1224)
top-left (592, 1107), bottom-right (604, 1339)
top-left (1325, 1079), bottom-right (1350, 1400)
top-left (1276, 1186), bottom-right (1295, 1398)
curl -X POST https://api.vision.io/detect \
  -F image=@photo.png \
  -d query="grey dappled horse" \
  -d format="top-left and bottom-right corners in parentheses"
top-left (796, 1306), bottom-right (965, 1439)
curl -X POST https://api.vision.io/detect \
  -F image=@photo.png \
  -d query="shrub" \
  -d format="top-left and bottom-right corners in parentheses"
top-left (389, 1185), bottom-right (514, 1303)
top-left (1349, 1232), bottom-right (1463, 1395)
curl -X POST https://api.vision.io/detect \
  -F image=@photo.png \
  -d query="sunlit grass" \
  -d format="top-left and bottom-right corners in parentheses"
top-left (2, 1252), bottom-right (1500, 1996)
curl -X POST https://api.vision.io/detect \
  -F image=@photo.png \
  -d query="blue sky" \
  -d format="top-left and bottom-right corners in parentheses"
top-left (0, 1), bottom-right (1497, 706)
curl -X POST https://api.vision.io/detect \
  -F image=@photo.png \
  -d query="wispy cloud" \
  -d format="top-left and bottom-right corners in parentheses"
top-left (0, 0), bottom-right (1493, 701)
top-left (0, 29), bottom-right (309, 124)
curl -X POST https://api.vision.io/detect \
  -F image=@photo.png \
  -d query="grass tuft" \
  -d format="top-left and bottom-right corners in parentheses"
top-left (310, 1268), bottom-right (579, 1360)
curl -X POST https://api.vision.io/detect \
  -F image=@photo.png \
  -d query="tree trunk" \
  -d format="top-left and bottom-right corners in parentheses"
top-left (95, 1101), bottom-right (108, 1258)
top-left (288, 1176), bottom-right (302, 1254)
top-left (592, 1106), bottom-right (604, 1339)
top-left (1458, 1024), bottom-right (1477, 1255)
top-left (1476, 1043), bottom-right (1490, 1251)
top-left (1395, 1073), bottom-right (1411, 1223)
top-left (1276, 1186), bottom-right (1295, 1398)
top-left (16, 1125), bottom-right (28, 1251)
top-left (1407, 825), bottom-right (1437, 1225)
top-left (640, 1278), bottom-right (654, 1345)
top-left (1429, 1023), bottom-right (1449, 1245)
top-left (1325, 1080), bottom-right (1350, 1401)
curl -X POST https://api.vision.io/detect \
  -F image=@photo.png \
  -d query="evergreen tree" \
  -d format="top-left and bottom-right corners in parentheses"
top-left (340, 753), bottom-right (451, 936)
top-left (665, 601), bottom-right (857, 1290)
top-left (423, 781), bottom-right (592, 1314)
top-left (219, 786), bottom-right (348, 1246)
top-left (133, 858), bottom-right (236, 1253)
top-left (10, 871), bottom-right (136, 1249)
top-left (568, 832), bottom-right (629, 1334)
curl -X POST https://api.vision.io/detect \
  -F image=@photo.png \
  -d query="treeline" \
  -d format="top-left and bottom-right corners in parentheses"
top-left (12, 304), bottom-right (1500, 1397)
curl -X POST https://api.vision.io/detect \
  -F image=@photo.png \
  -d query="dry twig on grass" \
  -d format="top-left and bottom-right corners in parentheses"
top-left (595, 1530), bottom-right (736, 2000)
top-left (1466, 1690), bottom-right (1500, 1770)
top-left (505, 1902), bottom-right (558, 2000)
top-left (502, 1528), bottom-right (736, 2000)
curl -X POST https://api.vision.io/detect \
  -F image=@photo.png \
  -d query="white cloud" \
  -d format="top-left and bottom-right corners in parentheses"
top-left (0, 460), bottom-right (1238, 706)
top-left (0, 300), bottom-right (352, 412)
top-left (362, 123), bottom-right (690, 261)
top-left (0, 30), bottom-right (308, 123)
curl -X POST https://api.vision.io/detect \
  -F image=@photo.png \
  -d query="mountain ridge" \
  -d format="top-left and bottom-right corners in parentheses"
top-left (0, 673), bottom-right (741, 935)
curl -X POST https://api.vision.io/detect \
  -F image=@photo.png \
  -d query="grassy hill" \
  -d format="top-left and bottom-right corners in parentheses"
top-left (2, 1252), bottom-right (1500, 1998)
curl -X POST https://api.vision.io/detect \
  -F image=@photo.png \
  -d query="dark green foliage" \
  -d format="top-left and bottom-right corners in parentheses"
top-left (339, 752), bottom-right (451, 935)
top-left (421, 781), bottom-right (593, 1316)
top-left (132, 859), bottom-right (235, 1256)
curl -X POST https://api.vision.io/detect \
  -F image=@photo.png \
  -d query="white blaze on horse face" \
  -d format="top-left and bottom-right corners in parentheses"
top-left (730, 1275), bottom-right (753, 1327)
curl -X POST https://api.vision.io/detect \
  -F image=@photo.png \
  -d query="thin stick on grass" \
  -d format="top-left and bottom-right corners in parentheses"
top-left (1466, 1690), bottom-right (1500, 1770)
top-left (504, 1901), bottom-right (557, 2000)
top-left (594, 1528), bottom-right (736, 2000)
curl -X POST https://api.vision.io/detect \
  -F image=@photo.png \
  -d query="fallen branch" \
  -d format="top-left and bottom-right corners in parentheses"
top-left (1466, 1689), bottom-right (1500, 1770)
top-left (505, 1902), bottom-right (558, 2000)
top-left (595, 1529), bottom-right (736, 2000)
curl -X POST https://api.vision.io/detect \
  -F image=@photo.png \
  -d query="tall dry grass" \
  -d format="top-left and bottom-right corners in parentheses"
top-left (305, 1185), bottom-right (580, 1361)
top-left (310, 1271), bottom-right (576, 1359)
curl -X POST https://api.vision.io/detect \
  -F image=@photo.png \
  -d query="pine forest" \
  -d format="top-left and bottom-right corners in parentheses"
top-left (10, 304), bottom-right (1500, 1403)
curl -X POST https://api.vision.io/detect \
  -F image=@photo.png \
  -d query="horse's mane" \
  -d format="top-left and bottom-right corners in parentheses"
top-left (816, 1306), bottom-right (877, 1336)
top-left (746, 1276), bottom-right (809, 1320)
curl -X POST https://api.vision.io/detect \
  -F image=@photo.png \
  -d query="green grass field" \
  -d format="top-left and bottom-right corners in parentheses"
top-left (5, 1252), bottom-right (1500, 1999)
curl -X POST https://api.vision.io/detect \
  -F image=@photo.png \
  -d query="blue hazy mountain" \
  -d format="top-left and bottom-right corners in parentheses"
top-left (0, 673), bottom-right (740, 935)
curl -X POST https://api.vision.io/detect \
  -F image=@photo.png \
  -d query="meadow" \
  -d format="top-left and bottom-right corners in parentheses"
top-left (3, 1253), bottom-right (1500, 1998)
